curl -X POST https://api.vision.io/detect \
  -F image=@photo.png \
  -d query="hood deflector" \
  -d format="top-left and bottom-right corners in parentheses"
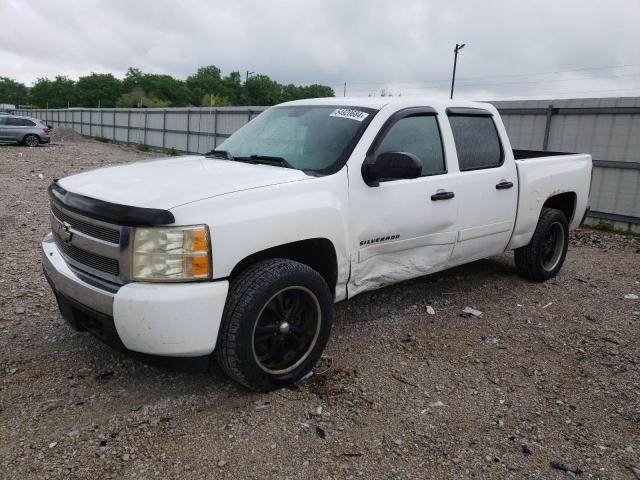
top-left (48, 181), bottom-right (175, 226)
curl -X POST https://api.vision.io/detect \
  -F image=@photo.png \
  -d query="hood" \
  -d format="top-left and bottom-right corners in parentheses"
top-left (58, 156), bottom-right (311, 210)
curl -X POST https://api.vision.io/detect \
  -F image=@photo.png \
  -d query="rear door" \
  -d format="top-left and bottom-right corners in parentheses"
top-left (3, 116), bottom-right (32, 143)
top-left (446, 108), bottom-right (518, 263)
top-left (348, 107), bottom-right (459, 296)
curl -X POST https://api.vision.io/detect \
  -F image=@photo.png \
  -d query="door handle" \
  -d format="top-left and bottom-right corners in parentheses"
top-left (431, 191), bottom-right (455, 201)
top-left (496, 180), bottom-right (514, 190)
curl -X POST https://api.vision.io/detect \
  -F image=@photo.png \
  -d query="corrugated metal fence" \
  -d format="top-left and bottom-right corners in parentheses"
top-left (16, 97), bottom-right (640, 228)
top-left (492, 97), bottom-right (640, 230)
top-left (15, 107), bottom-right (266, 154)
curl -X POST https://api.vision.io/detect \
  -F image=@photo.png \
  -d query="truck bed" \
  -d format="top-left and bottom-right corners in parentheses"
top-left (507, 150), bottom-right (592, 251)
top-left (513, 149), bottom-right (576, 160)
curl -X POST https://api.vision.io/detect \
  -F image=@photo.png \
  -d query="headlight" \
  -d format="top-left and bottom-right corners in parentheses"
top-left (132, 225), bottom-right (211, 282)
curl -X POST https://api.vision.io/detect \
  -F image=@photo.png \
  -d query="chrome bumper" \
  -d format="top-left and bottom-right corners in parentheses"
top-left (42, 233), bottom-right (116, 316)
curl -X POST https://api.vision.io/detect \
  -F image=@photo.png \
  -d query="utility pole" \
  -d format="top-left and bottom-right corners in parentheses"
top-left (343, 82), bottom-right (347, 97)
top-left (450, 43), bottom-right (466, 99)
top-left (245, 70), bottom-right (255, 83)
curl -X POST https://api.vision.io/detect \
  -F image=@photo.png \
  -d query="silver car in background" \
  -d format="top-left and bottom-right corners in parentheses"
top-left (0, 114), bottom-right (51, 146)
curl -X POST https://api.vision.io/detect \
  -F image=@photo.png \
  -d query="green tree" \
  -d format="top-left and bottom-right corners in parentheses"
top-left (244, 74), bottom-right (282, 105)
top-left (201, 93), bottom-right (232, 107)
top-left (75, 73), bottom-right (122, 107)
top-left (122, 67), bottom-right (189, 106)
top-left (300, 84), bottom-right (334, 98)
top-left (186, 65), bottom-right (222, 105)
top-left (220, 71), bottom-right (244, 105)
top-left (122, 67), bottom-right (144, 92)
top-left (0, 77), bottom-right (28, 106)
top-left (116, 88), bottom-right (170, 108)
top-left (29, 76), bottom-right (76, 108)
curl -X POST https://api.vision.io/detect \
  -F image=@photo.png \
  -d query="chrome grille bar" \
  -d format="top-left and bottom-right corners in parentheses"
top-left (50, 200), bottom-right (131, 284)
top-left (51, 202), bottom-right (120, 244)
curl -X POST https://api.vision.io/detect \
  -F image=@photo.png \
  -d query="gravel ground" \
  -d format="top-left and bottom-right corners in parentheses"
top-left (1, 131), bottom-right (639, 479)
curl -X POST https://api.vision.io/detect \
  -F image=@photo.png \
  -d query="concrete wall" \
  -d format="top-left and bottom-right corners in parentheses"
top-left (17, 97), bottom-right (640, 228)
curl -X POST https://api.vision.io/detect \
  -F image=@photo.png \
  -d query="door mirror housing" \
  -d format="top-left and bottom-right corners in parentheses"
top-left (362, 151), bottom-right (422, 186)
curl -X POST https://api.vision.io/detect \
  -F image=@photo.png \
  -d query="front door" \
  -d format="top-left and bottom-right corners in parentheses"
top-left (347, 108), bottom-right (458, 297)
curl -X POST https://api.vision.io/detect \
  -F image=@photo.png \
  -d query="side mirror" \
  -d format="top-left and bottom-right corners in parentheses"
top-left (362, 151), bottom-right (422, 186)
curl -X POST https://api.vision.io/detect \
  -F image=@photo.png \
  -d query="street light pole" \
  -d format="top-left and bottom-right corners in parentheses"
top-left (245, 70), bottom-right (255, 83)
top-left (450, 43), bottom-right (466, 99)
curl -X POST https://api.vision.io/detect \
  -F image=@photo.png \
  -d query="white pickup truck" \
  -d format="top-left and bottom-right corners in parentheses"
top-left (43, 98), bottom-right (592, 390)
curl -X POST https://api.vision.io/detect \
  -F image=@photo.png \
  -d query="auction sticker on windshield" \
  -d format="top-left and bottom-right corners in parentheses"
top-left (329, 108), bottom-right (369, 122)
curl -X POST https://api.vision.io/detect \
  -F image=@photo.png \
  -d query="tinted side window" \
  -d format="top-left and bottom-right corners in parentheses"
top-left (376, 115), bottom-right (445, 176)
top-left (0, 117), bottom-right (6, 125)
top-left (449, 115), bottom-right (502, 171)
top-left (6, 117), bottom-right (35, 126)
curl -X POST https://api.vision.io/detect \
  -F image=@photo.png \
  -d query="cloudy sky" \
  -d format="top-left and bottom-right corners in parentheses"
top-left (1, 0), bottom-right (639, 100)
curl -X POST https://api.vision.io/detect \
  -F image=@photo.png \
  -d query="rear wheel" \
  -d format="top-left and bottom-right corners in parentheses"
top-left (23, 134), bottom-right (39, 147)
top-left (215, 259), bottom-right (333, 391)
top-left (515, 207), bottom-right (569, 282)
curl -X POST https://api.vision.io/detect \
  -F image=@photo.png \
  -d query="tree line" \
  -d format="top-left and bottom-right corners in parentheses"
top-left (0, 66), bottom-right (335, 109)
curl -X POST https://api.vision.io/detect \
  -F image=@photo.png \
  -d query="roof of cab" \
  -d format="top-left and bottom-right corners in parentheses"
top-left (278, 96), bottom-right (496, 112)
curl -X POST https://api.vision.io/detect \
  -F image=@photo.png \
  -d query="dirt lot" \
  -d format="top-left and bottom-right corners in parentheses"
top-left (0, 131), bottom-right (639, 479)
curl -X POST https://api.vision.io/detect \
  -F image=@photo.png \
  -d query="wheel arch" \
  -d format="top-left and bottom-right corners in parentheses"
top-left (228, 238), bottom-right (338, 298)
top-left (542, 192), bottom-right (577, 223)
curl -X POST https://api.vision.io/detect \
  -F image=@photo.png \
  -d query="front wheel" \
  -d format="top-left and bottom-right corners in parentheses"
top-left (215, 259), bottom-right (333, 391)
top-left (514, 207), bottom-right (569, 282)
top-left (23, 134), bottom-right (40, 147)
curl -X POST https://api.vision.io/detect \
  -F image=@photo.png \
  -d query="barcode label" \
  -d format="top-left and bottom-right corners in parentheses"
top-left (329, 108), bottom-right (369, 122)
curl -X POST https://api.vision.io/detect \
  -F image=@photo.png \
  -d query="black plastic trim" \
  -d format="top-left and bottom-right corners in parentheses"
top-left (446, 107), bottom-right (493, 117)
top-left (513, 149), bottom-right (576, 159)
top-left (48, 181), bottom-right (175, 227)
top-left (362, 107), bottom-right (446, 186)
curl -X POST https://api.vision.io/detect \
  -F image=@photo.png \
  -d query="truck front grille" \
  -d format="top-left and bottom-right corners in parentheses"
top-left (51, 203), bottom-right (120, 244)
top-left (53, 235), bottom-right (120, 276)
top-left (50, 201), bottom-right (128, 283)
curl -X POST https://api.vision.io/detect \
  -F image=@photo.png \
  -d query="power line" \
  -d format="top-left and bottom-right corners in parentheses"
top-left (340, 62), bottom-right (640, 87)
top-left (426, 71), bottom-right (640, 90)
top-left (458, 85), bottom-right (640, 100)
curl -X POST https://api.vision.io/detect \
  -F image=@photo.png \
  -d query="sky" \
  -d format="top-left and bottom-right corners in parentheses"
top-left (1, 0), bottom-right (639, 101)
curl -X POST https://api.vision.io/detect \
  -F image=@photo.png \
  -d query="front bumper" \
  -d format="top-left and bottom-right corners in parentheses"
top-left (42, 234), bottom-right (229, 357)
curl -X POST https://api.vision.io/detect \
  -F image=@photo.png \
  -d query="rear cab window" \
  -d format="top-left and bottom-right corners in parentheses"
top-left (447, 108), bottom-right (503, 171)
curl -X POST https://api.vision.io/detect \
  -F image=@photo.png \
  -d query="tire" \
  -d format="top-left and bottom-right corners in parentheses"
top-left (514, 207), bottom-right (569, 282)
top-left (215, 259), bottom-right (333, 391)
top-left (23, 134), bottom-right (40, 147)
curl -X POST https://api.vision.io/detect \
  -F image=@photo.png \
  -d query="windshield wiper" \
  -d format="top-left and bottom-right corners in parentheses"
top-left (204, 149), bottom-right (234, 160)
top-left (236, 154), bottom-right (295, 169)
top-left (206, 150), bottom-right (295, 169)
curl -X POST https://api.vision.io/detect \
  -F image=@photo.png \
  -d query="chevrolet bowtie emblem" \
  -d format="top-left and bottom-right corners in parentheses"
top-left (57, 223), bottom-right (73, 243)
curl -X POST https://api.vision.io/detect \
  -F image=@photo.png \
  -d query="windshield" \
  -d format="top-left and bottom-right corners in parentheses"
top-left (217, 105), bottom-right (376, 174)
